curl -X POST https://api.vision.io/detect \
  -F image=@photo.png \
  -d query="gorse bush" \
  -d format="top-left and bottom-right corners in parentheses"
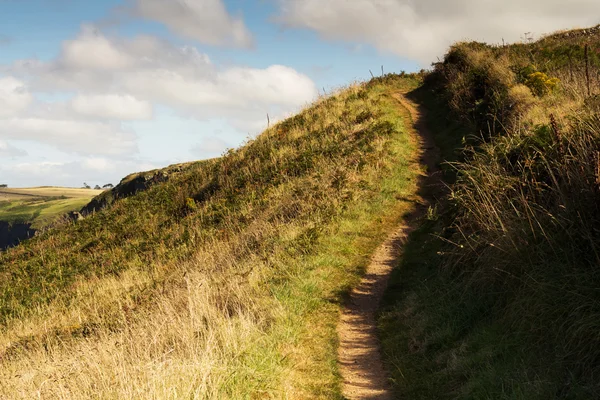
top-left (525, 70), bottom-right (560, 96)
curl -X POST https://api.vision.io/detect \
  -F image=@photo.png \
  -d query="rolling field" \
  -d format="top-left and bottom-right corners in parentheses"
top-left (0, 187), bottom-right (103, 229)
top-left (0, 187), bottom-right (104, 201)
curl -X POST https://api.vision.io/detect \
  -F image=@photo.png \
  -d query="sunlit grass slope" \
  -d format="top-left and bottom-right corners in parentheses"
top-left (380, 26), bottom-right (600, 399)
top-left (0, 76), bottom-right (422, 399)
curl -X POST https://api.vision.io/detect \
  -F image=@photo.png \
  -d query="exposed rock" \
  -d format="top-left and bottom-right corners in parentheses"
top-left (543, 25), bottom-right (600, 42)
top-left (68, 211), bottom-right (85, 222)
top-left (80, 162), bottom-right (194, 216)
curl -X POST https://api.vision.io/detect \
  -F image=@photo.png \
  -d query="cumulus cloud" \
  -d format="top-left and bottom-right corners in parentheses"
top-left (7, 28), bottom-right (317, 131)
top-left (0, 23), bottom-right (317, 185)
top-left (0, 75), bottom-right (138, 157)
top-left (275, 0), bottom-right (600, 64)
top-left (71, 94), bottom-right (153, 120)
top-left (133, 0), bottom-right (253, 48)
top-left (62, 28), bottom-right (135, 70)
top-left (0, 76), bottom-right (33, 118)
top-left (123, 64), bottom-right (317, 112)
top-left (0, 72), bottom-right (138, 157)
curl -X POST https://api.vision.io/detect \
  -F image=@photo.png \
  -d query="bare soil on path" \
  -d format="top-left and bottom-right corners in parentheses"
top-left (337, 91), bottom-right (440, 400)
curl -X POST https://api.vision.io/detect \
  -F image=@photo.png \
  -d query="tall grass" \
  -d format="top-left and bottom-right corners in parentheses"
top-left (380, 27), bottom-right (600, 398)
top-left (0, 77), bottom-right (422, 398)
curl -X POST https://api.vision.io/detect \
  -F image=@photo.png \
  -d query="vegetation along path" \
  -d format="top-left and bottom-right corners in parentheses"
top-left (338, 90), bottom-right (440, 399)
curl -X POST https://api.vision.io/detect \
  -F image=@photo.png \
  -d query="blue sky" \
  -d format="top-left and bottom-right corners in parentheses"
top-left (0, 0), bottom-right (597, 187)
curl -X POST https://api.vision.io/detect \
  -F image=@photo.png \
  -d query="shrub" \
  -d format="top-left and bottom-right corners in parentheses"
top-left (434, 44), bottom-right (530, 137)
top-left (525, 70), bottom-right (560, 96)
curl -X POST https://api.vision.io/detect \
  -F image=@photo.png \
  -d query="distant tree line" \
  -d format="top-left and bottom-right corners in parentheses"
top-left (0, 184), bottom-right (7, 188)
top-left (83, 183), bottom-right (114, 190)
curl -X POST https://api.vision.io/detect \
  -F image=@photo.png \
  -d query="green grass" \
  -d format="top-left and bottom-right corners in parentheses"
top-left (0, 76), bottom-right (423, 398)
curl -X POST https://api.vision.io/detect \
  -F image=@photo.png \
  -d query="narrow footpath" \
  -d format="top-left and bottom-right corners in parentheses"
top-left (337, 91), bottom-right (440, 400)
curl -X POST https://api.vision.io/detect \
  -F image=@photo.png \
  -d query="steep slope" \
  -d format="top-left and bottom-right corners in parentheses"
top-left (0, 76), bottom-right (422, 398)
top-left (379, 26), bottom-right (600, 398)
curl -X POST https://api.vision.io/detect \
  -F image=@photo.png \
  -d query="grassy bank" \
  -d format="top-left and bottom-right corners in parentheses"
top-left (0, 76), bottom-right (421, 398)
top-left (379, 27), bottom-right (600, 398)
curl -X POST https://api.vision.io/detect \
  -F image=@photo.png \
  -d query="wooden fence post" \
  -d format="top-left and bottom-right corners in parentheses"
top-left (585, 44), bottom-right (591, 96)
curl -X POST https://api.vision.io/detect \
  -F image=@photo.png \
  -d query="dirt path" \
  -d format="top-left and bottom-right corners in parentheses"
top-left (337, 91), bottom-right (440, 400)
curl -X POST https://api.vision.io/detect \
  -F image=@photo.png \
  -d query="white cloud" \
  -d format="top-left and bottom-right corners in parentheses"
top-left (0, 76), bottom-right (33, 118)
top-left (0, 25), bottom-right (318, 185)
top-left (61, 26), bottom-right (135, 70)
top-left (71, 94), bottom-right (153, 120)
top-left (0, 140), bottom-right (27, 158)
top-left (0, 72), bottom-right (140, 158)
top-left (7, 28), bottom-right (317, 130)
top-left (275, 0), bottom-right (600, 64)
top-left (0, 119), bottom-right (137, 156)
top-left (134, 0), bottom-right (253, 48)
top-left (123, 64), bottom-right (317, 112)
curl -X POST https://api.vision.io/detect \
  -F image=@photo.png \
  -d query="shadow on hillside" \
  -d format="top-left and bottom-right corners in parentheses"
top-left (0, 221), bottom-right (36, 251)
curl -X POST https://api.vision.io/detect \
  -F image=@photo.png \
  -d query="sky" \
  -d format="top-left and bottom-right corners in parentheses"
top-left (0, 0), bottom-right (598, 188)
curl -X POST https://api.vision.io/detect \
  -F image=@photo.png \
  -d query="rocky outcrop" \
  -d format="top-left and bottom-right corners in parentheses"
top-left (542, 25), bottom-right (600, 42)
top-left (80, 162), bottom-right (192, 216)
top-left (0, 221), bottom-right (35, 251)
top-left (68, 211), bottom-right (85, 222)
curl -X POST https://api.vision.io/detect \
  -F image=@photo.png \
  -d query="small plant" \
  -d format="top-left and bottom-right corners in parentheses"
top-left (184, 197), bottom-right (197, 213)
top-left (426, 204), bottom-right (439, 221)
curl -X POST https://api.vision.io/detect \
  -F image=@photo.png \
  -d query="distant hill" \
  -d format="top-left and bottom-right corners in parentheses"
top-left (0, 187), bottom-right (103, 250)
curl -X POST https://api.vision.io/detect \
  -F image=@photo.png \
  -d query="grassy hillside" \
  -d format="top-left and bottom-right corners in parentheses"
top-left (0, 187), bottom-right (103, 229)
top-left (0, 77), bottom-right (422, 398)
top-left (379, 27), bottom-right (600, 398)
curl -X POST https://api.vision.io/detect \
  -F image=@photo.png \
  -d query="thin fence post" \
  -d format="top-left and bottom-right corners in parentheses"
top-left (585, 44), bottom-right (591, 96)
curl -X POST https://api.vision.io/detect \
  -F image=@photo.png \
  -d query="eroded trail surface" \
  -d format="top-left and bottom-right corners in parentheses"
top-left (337, 92), bottom-right (439, 399)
